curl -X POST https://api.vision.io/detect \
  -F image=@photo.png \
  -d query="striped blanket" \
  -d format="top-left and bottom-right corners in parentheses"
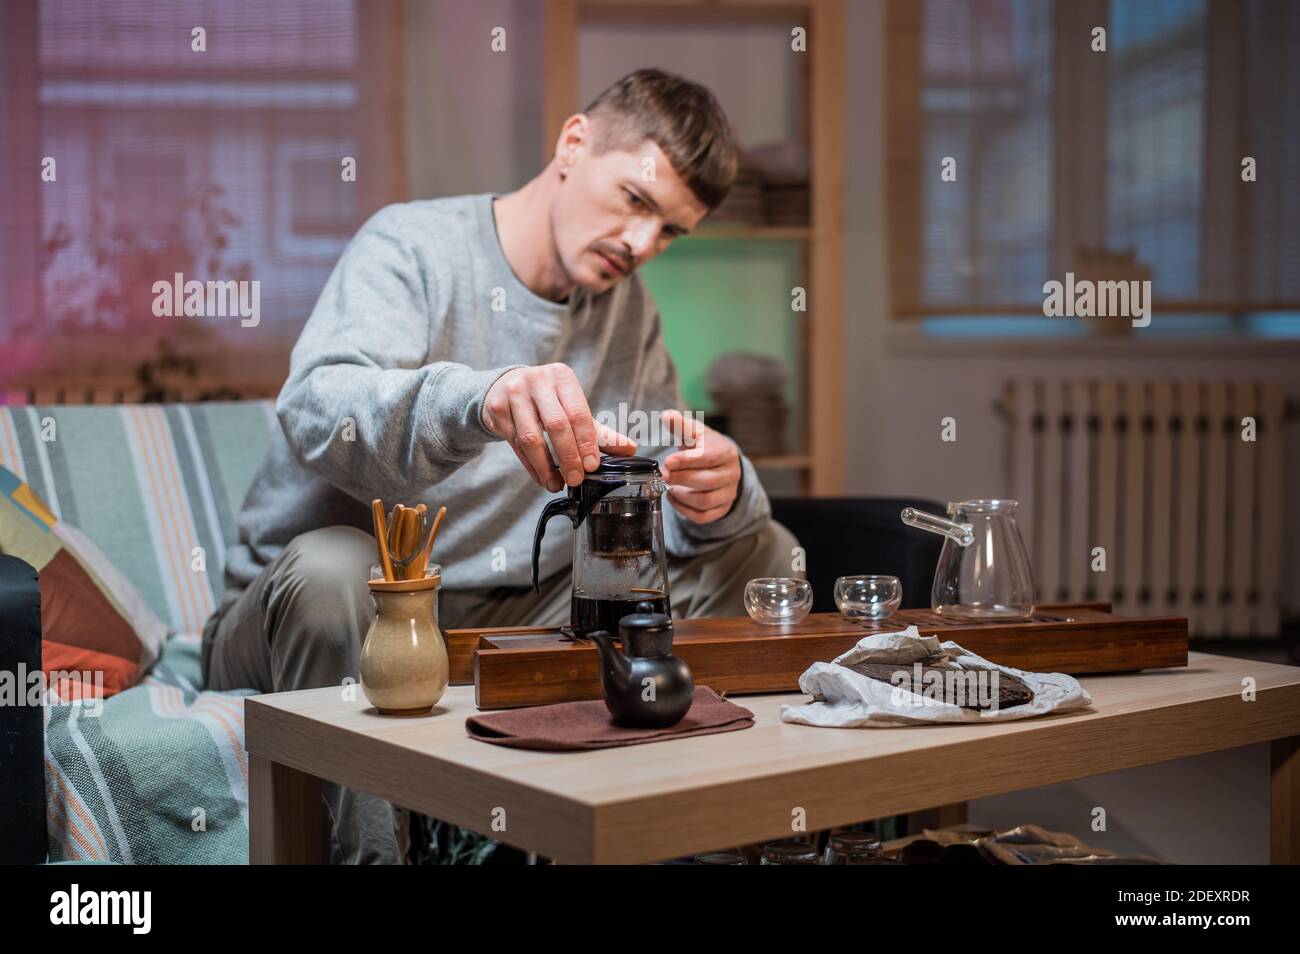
top-left (0, 401), bottom-right (277, 636)
top-left (45, 632), bottom-right (256, 864)
top-left (0, 402), bottom-right (275, 864)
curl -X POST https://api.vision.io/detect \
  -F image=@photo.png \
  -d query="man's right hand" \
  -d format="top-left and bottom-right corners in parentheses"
top-left (481, 363), bottom-right (636, 493)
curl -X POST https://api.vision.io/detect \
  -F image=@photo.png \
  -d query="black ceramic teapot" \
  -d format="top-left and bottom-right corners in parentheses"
top-left (586, 603), bottom-right (694, 728)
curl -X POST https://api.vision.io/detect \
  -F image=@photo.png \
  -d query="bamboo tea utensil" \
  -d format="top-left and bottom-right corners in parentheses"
top-left (387, 505), bottom-right (404, 557)
top-left (386, 505), bottom-right (403, 576)
top-left (397, 507), bottom-right (410, 578)
top-left (423, 505), bottom-right (447, 567)
top-left (388, 505), bottom-right (428, 580)
top-left (392, 506), bottom-right (408, 578)
top-left (371, 498), bottom-right (396, 582)
top-left (404, 507), bottom-right (425, 579)
top-left (413, 504), bottom-right (429, 577)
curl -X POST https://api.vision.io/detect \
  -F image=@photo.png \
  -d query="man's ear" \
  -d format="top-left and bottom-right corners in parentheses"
top-left (555, 113), bottom-right (593, 171)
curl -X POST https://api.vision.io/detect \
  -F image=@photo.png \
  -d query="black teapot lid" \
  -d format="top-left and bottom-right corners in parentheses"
top-left (618, 602), bottom-right (673, 656)
top-left (619, 600), bottom-right (671, 633)
top-left (620, 610), bottom-right (671, 630)
top-left (592, 454), bottom-right (660, 477)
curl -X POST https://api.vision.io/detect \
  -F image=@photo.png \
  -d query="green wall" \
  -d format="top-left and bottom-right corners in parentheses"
top-left (639, 239), bottom-right (803, 438)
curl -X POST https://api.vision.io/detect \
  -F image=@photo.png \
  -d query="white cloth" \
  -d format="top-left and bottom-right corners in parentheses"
top-left (780, 626), bottom-right (1093, 728)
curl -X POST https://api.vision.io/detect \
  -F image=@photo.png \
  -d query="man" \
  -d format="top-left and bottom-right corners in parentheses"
top-left (201, 69), bottom-right (799, 863)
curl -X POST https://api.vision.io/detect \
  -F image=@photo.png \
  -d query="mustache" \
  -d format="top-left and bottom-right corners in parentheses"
top-left (592, 242), bottom-right (634, 272)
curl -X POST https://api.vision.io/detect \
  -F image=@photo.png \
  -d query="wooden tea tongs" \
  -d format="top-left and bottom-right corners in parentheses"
top-left (370, 498), bottom-right (448, 582)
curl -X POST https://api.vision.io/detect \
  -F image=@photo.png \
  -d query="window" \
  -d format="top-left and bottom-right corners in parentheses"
top-left (0, 0), bottom-right (406, 389)
top-left (887, 0), bottom-right (1300, 333)
top-left (1106, 0), bottom-right (1206, 299)
top-left (918, 0), bottom-right (1053, 309)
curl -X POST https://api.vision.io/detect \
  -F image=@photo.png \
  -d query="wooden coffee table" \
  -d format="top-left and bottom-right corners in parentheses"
top-left (244, 651), bottom-right (1300, 865)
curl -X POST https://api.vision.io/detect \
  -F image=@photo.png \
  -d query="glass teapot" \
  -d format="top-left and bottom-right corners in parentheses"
top-left (531, 455), bottom-right (671, 635)
top-left (901, 499), bottom-right (1036, 620)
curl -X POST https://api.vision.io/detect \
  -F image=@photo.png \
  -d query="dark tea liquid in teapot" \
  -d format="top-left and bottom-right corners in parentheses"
top-left (571, 590), bottom-right (669, 637)
top-left (570, 496), bottom-right (668, 634)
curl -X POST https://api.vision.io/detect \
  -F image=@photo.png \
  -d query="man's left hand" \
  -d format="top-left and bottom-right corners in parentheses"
top-left (659, 409), bottom-right (741, 524)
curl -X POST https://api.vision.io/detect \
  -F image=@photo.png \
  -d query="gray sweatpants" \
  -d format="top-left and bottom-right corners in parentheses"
top-left (201, 519), bottom-right (800, 864)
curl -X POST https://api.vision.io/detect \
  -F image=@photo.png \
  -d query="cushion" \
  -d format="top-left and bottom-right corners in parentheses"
top-left (0, 465), bottom-right (168, 697)
top-left (0, 402), bottom-right (277, 634)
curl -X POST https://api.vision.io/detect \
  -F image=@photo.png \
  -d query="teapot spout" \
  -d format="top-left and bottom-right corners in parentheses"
top-left (585, 629), bottom-right (631, 691)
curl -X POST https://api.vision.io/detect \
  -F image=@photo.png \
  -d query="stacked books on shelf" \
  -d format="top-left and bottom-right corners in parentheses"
top-left (707, 352), bottom-right (790, 457)
top-left (710, 142), bottom-right (811, 229)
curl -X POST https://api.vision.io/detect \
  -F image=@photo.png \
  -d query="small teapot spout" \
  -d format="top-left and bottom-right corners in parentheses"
top-left (585, 629), bottom-right (631, 692)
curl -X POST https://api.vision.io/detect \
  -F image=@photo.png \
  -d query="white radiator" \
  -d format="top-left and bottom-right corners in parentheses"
top-left (1002, 379), bottom-right (1287, 638)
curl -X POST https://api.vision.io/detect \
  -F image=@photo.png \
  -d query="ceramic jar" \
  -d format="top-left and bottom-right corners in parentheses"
top-left (360, 574), bottom-right (449, 715)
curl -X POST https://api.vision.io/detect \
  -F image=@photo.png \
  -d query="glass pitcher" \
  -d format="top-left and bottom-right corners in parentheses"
top-left (531, 455), bottom-right (671, 635)
top-left (901, 500), bottom-right (1036, 620)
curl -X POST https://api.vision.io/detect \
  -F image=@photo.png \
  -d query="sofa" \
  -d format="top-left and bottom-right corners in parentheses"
top-left (0, 399), bottom-right (942, 864)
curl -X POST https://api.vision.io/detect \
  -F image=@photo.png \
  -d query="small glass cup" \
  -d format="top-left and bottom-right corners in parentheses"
top-left (823, 830), bottom-right (883, 865)
top-left (760, 840), bottom-right (820, 865)
top-left (834, 575), bottom-right (902, 620)
top-left (693, 850), bottom-right (749, 865)
top-left (744, 578), bottom-right (813, 625)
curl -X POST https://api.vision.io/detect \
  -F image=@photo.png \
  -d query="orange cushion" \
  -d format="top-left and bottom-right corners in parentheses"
top-left (0, 466), bottom-right (168, 699)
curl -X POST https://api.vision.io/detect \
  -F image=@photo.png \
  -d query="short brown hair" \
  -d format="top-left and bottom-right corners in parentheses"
top-left (583, 68), bottom-right (738, 211)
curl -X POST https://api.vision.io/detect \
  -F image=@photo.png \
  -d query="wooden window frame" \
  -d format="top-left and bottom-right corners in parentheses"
top-left (885, 0), bottom-right (1300, 320)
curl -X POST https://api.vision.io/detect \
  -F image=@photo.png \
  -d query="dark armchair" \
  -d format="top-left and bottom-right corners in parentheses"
top-left (770, 496), bottom-right (944, 612)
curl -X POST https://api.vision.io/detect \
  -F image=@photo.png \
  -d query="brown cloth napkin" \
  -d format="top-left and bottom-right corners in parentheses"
top-left (465, 687), bottom-right (755, 751)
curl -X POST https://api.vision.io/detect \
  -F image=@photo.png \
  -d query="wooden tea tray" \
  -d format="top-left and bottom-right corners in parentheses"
top-left (444, 603), bottom-right (1188, 710)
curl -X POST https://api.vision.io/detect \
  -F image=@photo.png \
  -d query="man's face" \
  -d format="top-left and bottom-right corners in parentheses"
top-left (550, 133), bottom-right (711, 295)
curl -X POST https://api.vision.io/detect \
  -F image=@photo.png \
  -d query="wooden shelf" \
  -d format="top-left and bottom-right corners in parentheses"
top-left (545, 0), bottom-right (844, 495)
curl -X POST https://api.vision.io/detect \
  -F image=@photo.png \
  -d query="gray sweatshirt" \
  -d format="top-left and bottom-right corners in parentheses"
top-left (224, 194), bottom-right (771, 595)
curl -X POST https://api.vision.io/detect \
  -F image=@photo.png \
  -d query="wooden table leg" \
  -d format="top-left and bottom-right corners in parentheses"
top-left (249, 754), bottom-right (327, 865)
top-left (1271, 735), bottom-right (1300, 865)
